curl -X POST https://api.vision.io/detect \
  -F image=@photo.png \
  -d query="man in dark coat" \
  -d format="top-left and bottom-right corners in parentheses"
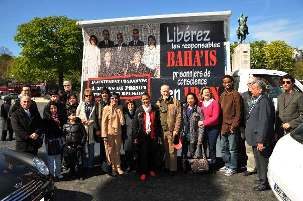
top-left (11, 96), bottom-right (43, 155)
top-left (276, 74), bottom-right (303, 137)
top-left (9, 86), bottom-right (39, 117)
top-left (245, 80), bottom-right (275, 191)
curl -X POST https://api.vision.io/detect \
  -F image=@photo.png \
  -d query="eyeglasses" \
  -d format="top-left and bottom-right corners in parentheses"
top-left (282, 81), bottom-right (292, 84)
top-left (85, 95), bottom-right (92, 97)
top-left (110, 97), bottom-right (118, 100)
top-left (64, 85), bottom-right (70, 87)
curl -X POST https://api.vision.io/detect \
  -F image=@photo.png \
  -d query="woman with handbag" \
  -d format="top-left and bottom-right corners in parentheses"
top-left (181, 93), bottom-right (206, 173)
top-left (43, 101), bottom-right (65, 180)
top-left (132, 93), bottom-right (162, 181)
top-left (102, 92), bottom-right (125, 176)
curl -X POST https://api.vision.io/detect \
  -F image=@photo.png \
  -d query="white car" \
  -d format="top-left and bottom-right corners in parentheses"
top-left (268, 124), bottom-right (303, 201)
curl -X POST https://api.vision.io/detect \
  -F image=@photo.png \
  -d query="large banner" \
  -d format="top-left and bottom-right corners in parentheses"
top-left (160, 21), bottom-right (225, 87)
top-left (81, 20), bottom-right (226, 100)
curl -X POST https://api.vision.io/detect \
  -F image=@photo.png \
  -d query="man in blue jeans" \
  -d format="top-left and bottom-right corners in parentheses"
top-left (219, 75), bottom-right (242, 176)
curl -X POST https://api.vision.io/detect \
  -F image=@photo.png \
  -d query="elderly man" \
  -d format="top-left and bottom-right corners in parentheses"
top-left (276, 74), bottom-right (303, 137)
top-left (60, 80), bottom-right (73, 104)
top-left (245, 80), bottom-right (275, 191)
top-left (9, 85), bottom-right (39, 116)
top-left (241, 76), bottom-right (258, 176)
top-left (156, 84), bottom-right (181, 175)
top-left (11, 96), bottom-right (43, 155)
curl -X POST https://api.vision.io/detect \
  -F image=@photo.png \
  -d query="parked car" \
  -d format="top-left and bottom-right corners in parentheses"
top-left (268, 124), bottom-right (303, 201)
top-left (0, 93), bottom-right (19, 101)
top-left (0, 148), bottom-right (55, 201)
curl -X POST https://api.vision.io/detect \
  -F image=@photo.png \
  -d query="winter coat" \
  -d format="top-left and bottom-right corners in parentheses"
top-left (122, 110), bottom-right (135, 152)
top-left (181, 104), bottom-right (204, 144)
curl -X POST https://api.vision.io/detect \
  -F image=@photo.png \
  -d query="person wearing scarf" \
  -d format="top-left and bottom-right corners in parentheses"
top-left (102, 93), bottom-right (125, 176)
top-left (132, 93), bottom-right (162, 181)
top-left (76, 89), bottom-right (100, 172)
top-left (43, 101), bottom-right (64, 180)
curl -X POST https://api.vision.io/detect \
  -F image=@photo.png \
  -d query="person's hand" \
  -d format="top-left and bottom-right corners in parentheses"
top-left (86, 120), bottom-right (93, 126)
top-left (230, 127), bottom-right (234, 134)
top-left (173, 131), bottom-right (178, 137)
top-left (198, 121), bottom-right (203, 127)
top-left (95, 130), bottom-right (101, 136)
top-left (282, 123), bottom-right (290, 130)
top-left (133, 139), bottom-right (138, 144)
top-left (30, 133), bottom-right (38, 140)
top-left (257, 143), bottom-right (265, 151)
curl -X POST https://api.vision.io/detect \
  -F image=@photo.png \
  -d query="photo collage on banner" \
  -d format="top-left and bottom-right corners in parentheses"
top-left (82, 24), bottom-right (160, 99)
top-left (81, 20), bottom-right (226, 101)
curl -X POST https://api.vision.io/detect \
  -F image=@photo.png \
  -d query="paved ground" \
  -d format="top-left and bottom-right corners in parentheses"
top-left (0, 100), bottom-right (278, 201)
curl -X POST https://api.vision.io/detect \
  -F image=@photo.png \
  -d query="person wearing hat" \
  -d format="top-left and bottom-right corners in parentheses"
top-left (156, 84), bottom-right (181, 175)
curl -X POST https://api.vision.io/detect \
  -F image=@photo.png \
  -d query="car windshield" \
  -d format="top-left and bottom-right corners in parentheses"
top-left (290, 124), bottom-right (303, 144)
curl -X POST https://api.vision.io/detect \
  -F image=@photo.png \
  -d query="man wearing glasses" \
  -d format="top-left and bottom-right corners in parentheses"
top-left (276, 74), bottom-right (303, 136)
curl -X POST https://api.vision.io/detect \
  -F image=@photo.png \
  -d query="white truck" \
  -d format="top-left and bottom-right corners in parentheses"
top-left (232, 68), bottom-right (303, 109)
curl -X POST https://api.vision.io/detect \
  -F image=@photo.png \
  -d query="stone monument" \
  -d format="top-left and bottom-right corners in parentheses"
top-left (232, 14), bottom-right (250, 71)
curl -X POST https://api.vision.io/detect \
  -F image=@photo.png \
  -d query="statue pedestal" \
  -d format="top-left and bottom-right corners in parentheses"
top-left (232, 43), bottom-right (250, 71)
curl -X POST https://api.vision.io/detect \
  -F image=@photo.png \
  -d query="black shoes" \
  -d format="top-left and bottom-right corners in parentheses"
top-left (243, 170), bottom-right (256, 176)
top-left (253, 184), bottom-right (270, 191)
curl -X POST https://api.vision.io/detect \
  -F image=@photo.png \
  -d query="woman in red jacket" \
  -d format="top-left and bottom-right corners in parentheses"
top-left (199, 87), bottom-right (220, 165)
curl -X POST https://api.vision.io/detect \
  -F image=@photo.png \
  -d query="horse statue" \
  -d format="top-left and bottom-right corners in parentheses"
top-left (236, 14), bottom-right (249, 43)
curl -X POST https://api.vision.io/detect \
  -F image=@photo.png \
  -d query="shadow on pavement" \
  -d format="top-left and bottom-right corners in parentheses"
top-left (95, 171), bottom-right (224, 201)
top-left (55, 188), bottom-right (93, 201)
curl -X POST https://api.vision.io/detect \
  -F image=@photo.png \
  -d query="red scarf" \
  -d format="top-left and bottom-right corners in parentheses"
top-left (143, 111), bottom-right (156, 139)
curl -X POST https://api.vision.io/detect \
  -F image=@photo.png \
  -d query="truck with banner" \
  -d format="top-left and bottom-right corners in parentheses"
top-left (77, 11), bottom-right (231, 101)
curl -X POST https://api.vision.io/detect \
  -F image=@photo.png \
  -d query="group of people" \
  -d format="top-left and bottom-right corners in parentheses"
top-left (3, 74), bottom-right (303, 191)
top-left (82, 28), bottom-right (160, 80)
